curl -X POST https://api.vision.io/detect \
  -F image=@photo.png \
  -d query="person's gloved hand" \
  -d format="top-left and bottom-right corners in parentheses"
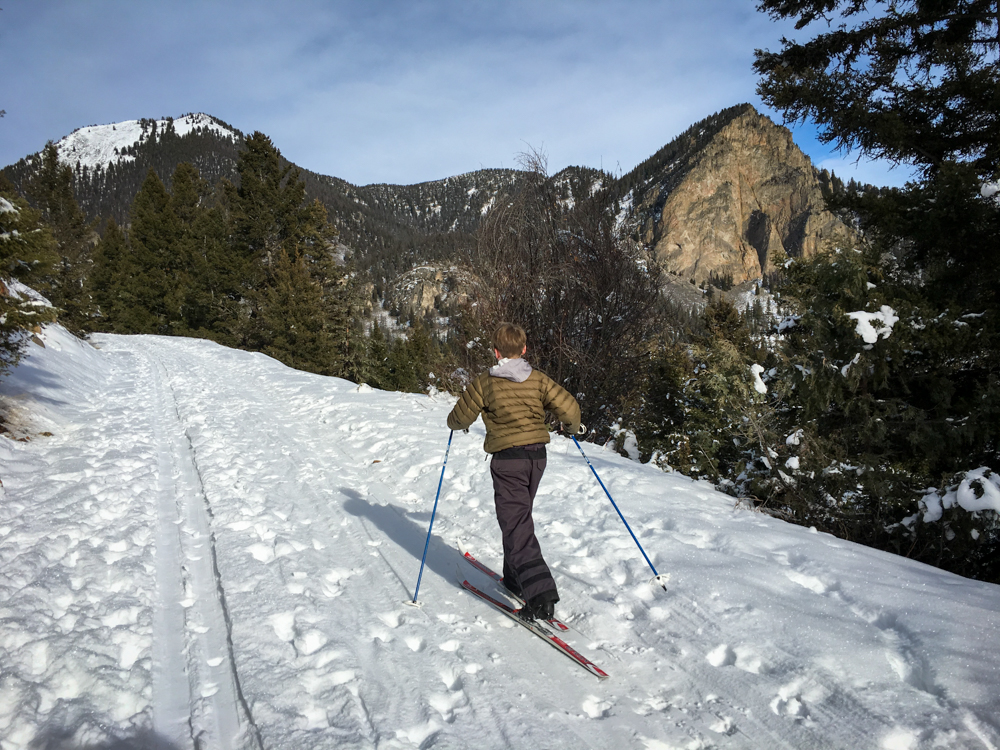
top-left (560, 422), bottom-right (586, 437)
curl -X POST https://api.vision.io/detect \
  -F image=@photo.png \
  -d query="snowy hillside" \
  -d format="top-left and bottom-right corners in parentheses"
top-left (1, 326), bottom-right (998, 750)
top-left (54, 113), bottom-right (236, 170)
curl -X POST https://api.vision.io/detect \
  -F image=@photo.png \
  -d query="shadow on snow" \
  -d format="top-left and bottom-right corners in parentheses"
top-left (340, 487), bottom-right (467, 601)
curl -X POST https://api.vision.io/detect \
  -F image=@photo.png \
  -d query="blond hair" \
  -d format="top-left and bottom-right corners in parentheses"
top-left (492, 322), bottom-right (527, 358)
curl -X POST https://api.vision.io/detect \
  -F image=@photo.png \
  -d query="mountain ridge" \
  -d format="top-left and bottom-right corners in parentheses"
top-left (2, 104), bottom-right (852, 297)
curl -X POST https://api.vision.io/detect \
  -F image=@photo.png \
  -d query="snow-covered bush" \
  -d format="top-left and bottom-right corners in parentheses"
top-left (0, 191), bottom-right (58, 376)
top-left (896, 468), bottom-right (1000, 581)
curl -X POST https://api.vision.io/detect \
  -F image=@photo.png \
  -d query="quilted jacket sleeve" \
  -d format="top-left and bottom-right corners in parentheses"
top-left (538, 372), bottom-right (581, 434)
top-left (447, 375), bottom-right (486, 431)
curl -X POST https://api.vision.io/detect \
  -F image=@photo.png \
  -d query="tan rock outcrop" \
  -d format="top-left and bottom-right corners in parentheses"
top-left (388, 265), bottom-right (478, 316)
top-left (640, 107), bottom-right (852, 285)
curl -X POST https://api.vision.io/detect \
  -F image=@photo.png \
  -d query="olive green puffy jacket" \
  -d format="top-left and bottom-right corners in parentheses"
top-left (446, 365), bottom-right (581, 453)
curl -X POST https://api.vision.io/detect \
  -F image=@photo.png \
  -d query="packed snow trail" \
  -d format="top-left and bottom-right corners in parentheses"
top-left (0, 328), bottom-right (999, 749)
top-left (143, 343), bottom-right (262, 749)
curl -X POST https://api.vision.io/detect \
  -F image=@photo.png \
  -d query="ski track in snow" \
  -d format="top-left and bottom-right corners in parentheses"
top-left (0, 328), bottom-right (999, 749)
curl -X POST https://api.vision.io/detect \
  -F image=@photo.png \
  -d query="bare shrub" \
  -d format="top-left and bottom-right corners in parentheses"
top-left (473, 148), bottom-right (665, 430)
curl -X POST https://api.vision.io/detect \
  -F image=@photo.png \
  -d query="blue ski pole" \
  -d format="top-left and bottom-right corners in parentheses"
top-left (572, 435), bottom-right (668, 590)
top-left (407, 430), bottom-right (453, 606)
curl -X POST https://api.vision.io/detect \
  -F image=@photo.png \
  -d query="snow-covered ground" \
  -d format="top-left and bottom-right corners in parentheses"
top-left (1, 326), bottom-right (998, 750)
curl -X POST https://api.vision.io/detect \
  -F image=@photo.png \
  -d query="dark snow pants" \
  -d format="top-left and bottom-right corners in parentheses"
top-left (490, 444), bottom-right (558, 604)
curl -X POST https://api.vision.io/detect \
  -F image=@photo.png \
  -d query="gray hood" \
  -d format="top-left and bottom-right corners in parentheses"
top-left (490, 358), bottom-right (533, 383)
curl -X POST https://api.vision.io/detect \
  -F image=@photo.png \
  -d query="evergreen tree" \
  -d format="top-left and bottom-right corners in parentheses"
top-left (300, 199), bottom-right (357, 375)
top-left (86, 164), bottom-right (228, 337)
top-left (754, 0), bottom-right (1000, 178)
top-left (385, 335), bottom-right (419, 393)
top-left (121, 169), bottom-right (182, 333)
top-left (82, 142), bottom-right (356, 377)
top-left (25, 143), bottom-right (94, 329)
top-left (224, 133), bottom-right (352, 374)
top-left (334, 317), bottom-right (373, 386)
top-left (704, 296), bottom-right (754, 354)
top-left (364, 321), bottom-right (393, 389)
top-left (754, 0), bottom-right (1000, 318)
top-left (0, 190), bottom-right (58, 375)
top-left (682, 298), bottom-right (779, 486)
top-left (227, 132), bottom-right (309, 274)
top-left (766, 247), bottom-right (907, 528)
top-left (755, 1), bottom-right (1000, 581)
top-left (259, 247), bottom-right (337, 374)
top-left (771, 242), bottom-right (999, 577)
top-left (379, 317), bottom-right (443, 394)
top-left (628, 338), bottom-right (690, 466)
top-left (404, 316), bottom-right (441, 392)
top-left (226, 131), bottom-right (310, 349)
top-left (87, 220), bottom-right (136, 333)
top-left (627, 297), bottom-right (784, 488)
top-left (166, 163), bottom-right (228, 336)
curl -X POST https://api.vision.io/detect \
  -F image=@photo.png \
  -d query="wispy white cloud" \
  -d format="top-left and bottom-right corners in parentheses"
top-left (0, 0), bottom-right (911, 187)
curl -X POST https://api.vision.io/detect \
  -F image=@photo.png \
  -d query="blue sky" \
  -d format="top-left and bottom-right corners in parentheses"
top-left (0, 0), bottom-right (915, 187)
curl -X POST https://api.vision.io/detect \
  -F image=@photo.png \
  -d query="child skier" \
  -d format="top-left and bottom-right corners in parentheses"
top-left (447, 322), bottom-right (583, 620)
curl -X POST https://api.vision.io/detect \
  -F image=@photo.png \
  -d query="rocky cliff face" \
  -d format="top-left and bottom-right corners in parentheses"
top-left (387, 265), bottom-right (480, 317)
top-left (627, 105), bottom-right (853, 286)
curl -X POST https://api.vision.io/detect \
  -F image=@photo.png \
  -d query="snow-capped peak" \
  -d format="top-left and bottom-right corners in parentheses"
top-left (53, 113), bottom-right (237, 171)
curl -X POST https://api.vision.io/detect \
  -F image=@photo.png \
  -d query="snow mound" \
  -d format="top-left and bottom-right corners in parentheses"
top-left (0, 323), bottom-right (103, 438)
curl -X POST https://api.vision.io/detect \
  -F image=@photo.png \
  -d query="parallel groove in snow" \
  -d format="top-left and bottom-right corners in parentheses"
top-left (145, 345), bottom-right (260, 749)
top-left (149, 348), bottom-right (198, 748)
top-left (181, 426), bottom-right (264, 750)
